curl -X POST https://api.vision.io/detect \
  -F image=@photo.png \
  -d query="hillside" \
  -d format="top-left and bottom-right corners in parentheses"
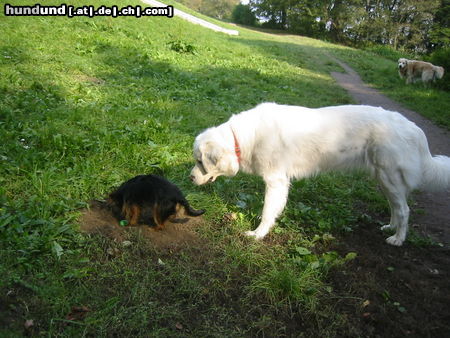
top-left (1, 0), bottom-right (449, 336)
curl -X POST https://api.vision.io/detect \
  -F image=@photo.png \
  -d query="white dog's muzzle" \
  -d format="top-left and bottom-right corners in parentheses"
top-left (190, 166), bottom-right (216, 185)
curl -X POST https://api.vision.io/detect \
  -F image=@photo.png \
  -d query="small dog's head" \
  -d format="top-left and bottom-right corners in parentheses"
top-left (398, 58), bottom-right (408, 70)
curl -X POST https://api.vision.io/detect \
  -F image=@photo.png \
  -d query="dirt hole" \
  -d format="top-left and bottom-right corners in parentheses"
top-left (78, 200), bottom-right (204, 250)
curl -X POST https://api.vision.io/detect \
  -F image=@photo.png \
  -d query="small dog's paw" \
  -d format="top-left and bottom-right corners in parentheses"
top-left (245, 230), bottom-right (264, 240)
top-left (380, 224), bottom-right (396, 231)
top-left (386, 235), bottom-right (404, 246)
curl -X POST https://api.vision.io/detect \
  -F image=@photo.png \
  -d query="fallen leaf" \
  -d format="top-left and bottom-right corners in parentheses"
top-left (429, 268), bottom-right (439, 275)
top-left (24, 319), bottom-right (34, 329)
top-left (66, 306), bottom-right (90, 322)
top-left (397, 306), bottom-right (407, 313)
top-left (223, 212), bottom-right (237, 222)
top-left (122, 240), bottom-right (132, 247)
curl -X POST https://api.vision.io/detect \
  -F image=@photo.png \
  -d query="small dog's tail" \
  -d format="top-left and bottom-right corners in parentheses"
top-left (433, 66), bottom-right (444, 80)
top-left (422, 155), bottom-right (450, 192)
top-left (180, 199), bottom-right (205, 217)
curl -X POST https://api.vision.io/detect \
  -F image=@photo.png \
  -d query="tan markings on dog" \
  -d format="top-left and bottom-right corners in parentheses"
top-left (170, 203), bottom-right (182, 220)
top-left (122, 204), bottom-right (141, 226)
top-left (152, 203), bottom-right (164, 230)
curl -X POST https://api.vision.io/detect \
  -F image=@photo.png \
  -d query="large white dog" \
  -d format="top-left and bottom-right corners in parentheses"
top-left (190, 103), bottom-right (450, 246)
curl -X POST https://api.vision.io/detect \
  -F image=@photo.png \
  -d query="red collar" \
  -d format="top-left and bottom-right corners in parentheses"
top-left (231, 129), bottom-right (241, 163)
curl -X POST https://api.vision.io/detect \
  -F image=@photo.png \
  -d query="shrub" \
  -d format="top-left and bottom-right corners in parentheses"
top-left (167, 39), bottom-right (196, 54)
top-left (232, 4), bottom-right (257, 26)
top-left (428, 47), bottom-right (450, 91)
top-left (363, 44), bottom-right (415, 62)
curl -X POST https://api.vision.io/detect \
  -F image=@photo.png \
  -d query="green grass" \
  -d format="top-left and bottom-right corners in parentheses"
top-left (0, 0), bottom-right (448, 336)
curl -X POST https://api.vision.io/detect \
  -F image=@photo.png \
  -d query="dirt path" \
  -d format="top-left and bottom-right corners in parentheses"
top-left (330, 57), bottom-right (450, 247)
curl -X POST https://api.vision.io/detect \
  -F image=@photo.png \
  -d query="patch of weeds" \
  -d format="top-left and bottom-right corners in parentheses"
top-left (288, 238), bottom-right (357, 274)
top-left (0, 201), bottom-right (74, 266)
top-left (250, 261), bottom-right (324, 311)
top-left (407, 229), bottom-right (440, 247)
top-left (167, 40), bottom-right (197, 54)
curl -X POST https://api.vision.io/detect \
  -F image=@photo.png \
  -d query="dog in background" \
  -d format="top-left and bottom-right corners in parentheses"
top-left (398, 58), bottom-right (444, 84)
top-left (108, 174), bottom-right (205, 228)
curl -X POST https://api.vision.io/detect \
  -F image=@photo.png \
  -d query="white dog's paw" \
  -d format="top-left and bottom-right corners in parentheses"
top-left (386, 235), bottom-right (404, 246)
top-left (380, 224), bottom-right (396, 231)
top-left (245, 230), bottom-right (264, 240)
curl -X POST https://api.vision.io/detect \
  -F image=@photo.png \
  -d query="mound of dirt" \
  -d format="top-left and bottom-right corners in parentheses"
top-left (78, 200), bottom-right (204, 250)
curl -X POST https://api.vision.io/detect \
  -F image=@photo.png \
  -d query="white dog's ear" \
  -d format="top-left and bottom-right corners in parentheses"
top-left (199, 141), bottom-right (238, 177)
top-left (200, 142), bottom-right (220, 167)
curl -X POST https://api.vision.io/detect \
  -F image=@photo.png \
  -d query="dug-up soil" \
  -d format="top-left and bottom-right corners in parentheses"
top-left (79, 200), bottom-right (204, 251)
top-left (329, 223), bottom-right (450, 337)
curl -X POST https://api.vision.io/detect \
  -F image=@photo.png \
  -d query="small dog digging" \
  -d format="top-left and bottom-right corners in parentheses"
top-left (108, 174), bottom-right (205, 229)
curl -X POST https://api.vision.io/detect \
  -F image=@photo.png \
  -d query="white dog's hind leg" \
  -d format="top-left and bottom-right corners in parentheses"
top-left (377, 169), bottom-right (410, 246)
top-left (245, 175), bottom-right (290, 240)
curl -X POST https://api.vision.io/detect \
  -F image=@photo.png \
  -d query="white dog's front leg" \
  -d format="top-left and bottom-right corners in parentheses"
top-left (245, 175), bottom-right (290, 240)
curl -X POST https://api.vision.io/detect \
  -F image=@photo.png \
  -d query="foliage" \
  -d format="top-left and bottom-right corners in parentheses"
top-left (167, 39), bottom-right (197, 54)
top-left (428, 47), bottom-right (450, 90)
top-left (232, 4), bottom-right (258, 26)
top-left (363, 44), bottom-right (415, 62)
top-left (177, 0), bottom-right (240, 19)
top-left (249, 0), bottom-right (443, 53)
top-left (429, 0), bottom-right (450, 48)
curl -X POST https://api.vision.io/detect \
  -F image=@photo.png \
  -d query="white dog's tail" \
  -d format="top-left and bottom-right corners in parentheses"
top-left (422, 155), bottom-right (450, 192)
top-left (433, 66), bottom-right (444, 80)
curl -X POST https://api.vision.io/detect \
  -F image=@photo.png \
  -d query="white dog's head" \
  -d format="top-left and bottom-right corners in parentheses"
top-left (398, 58), bottom-right (408, 70)
top-left (190, 127), bottom-right (240, 185)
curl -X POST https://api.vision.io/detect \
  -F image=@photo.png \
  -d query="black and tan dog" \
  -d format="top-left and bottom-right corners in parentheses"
top-left (108, 174), bottom-right (205, 229)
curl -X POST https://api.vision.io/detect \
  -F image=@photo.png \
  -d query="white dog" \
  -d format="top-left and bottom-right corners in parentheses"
top-left (398, 58), bottom-right (444, 84)
top-left (190, 103), bottom-right (450, 246)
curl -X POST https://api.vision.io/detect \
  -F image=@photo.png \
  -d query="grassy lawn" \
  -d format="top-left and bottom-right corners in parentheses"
top-left (1, 0), bottom-right (448, 336)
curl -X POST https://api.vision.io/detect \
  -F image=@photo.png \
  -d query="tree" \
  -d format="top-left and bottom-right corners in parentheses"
top-left (178, 0), bottom-right (240, 20)
top-left (232, 4), bottom-right (258, 26)
top-left (429, 0), bottom-right (450, 48)
top-left (250, 0), bottom-right (289, 29)
top-left (249, 0), bottom-right (443, 52)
